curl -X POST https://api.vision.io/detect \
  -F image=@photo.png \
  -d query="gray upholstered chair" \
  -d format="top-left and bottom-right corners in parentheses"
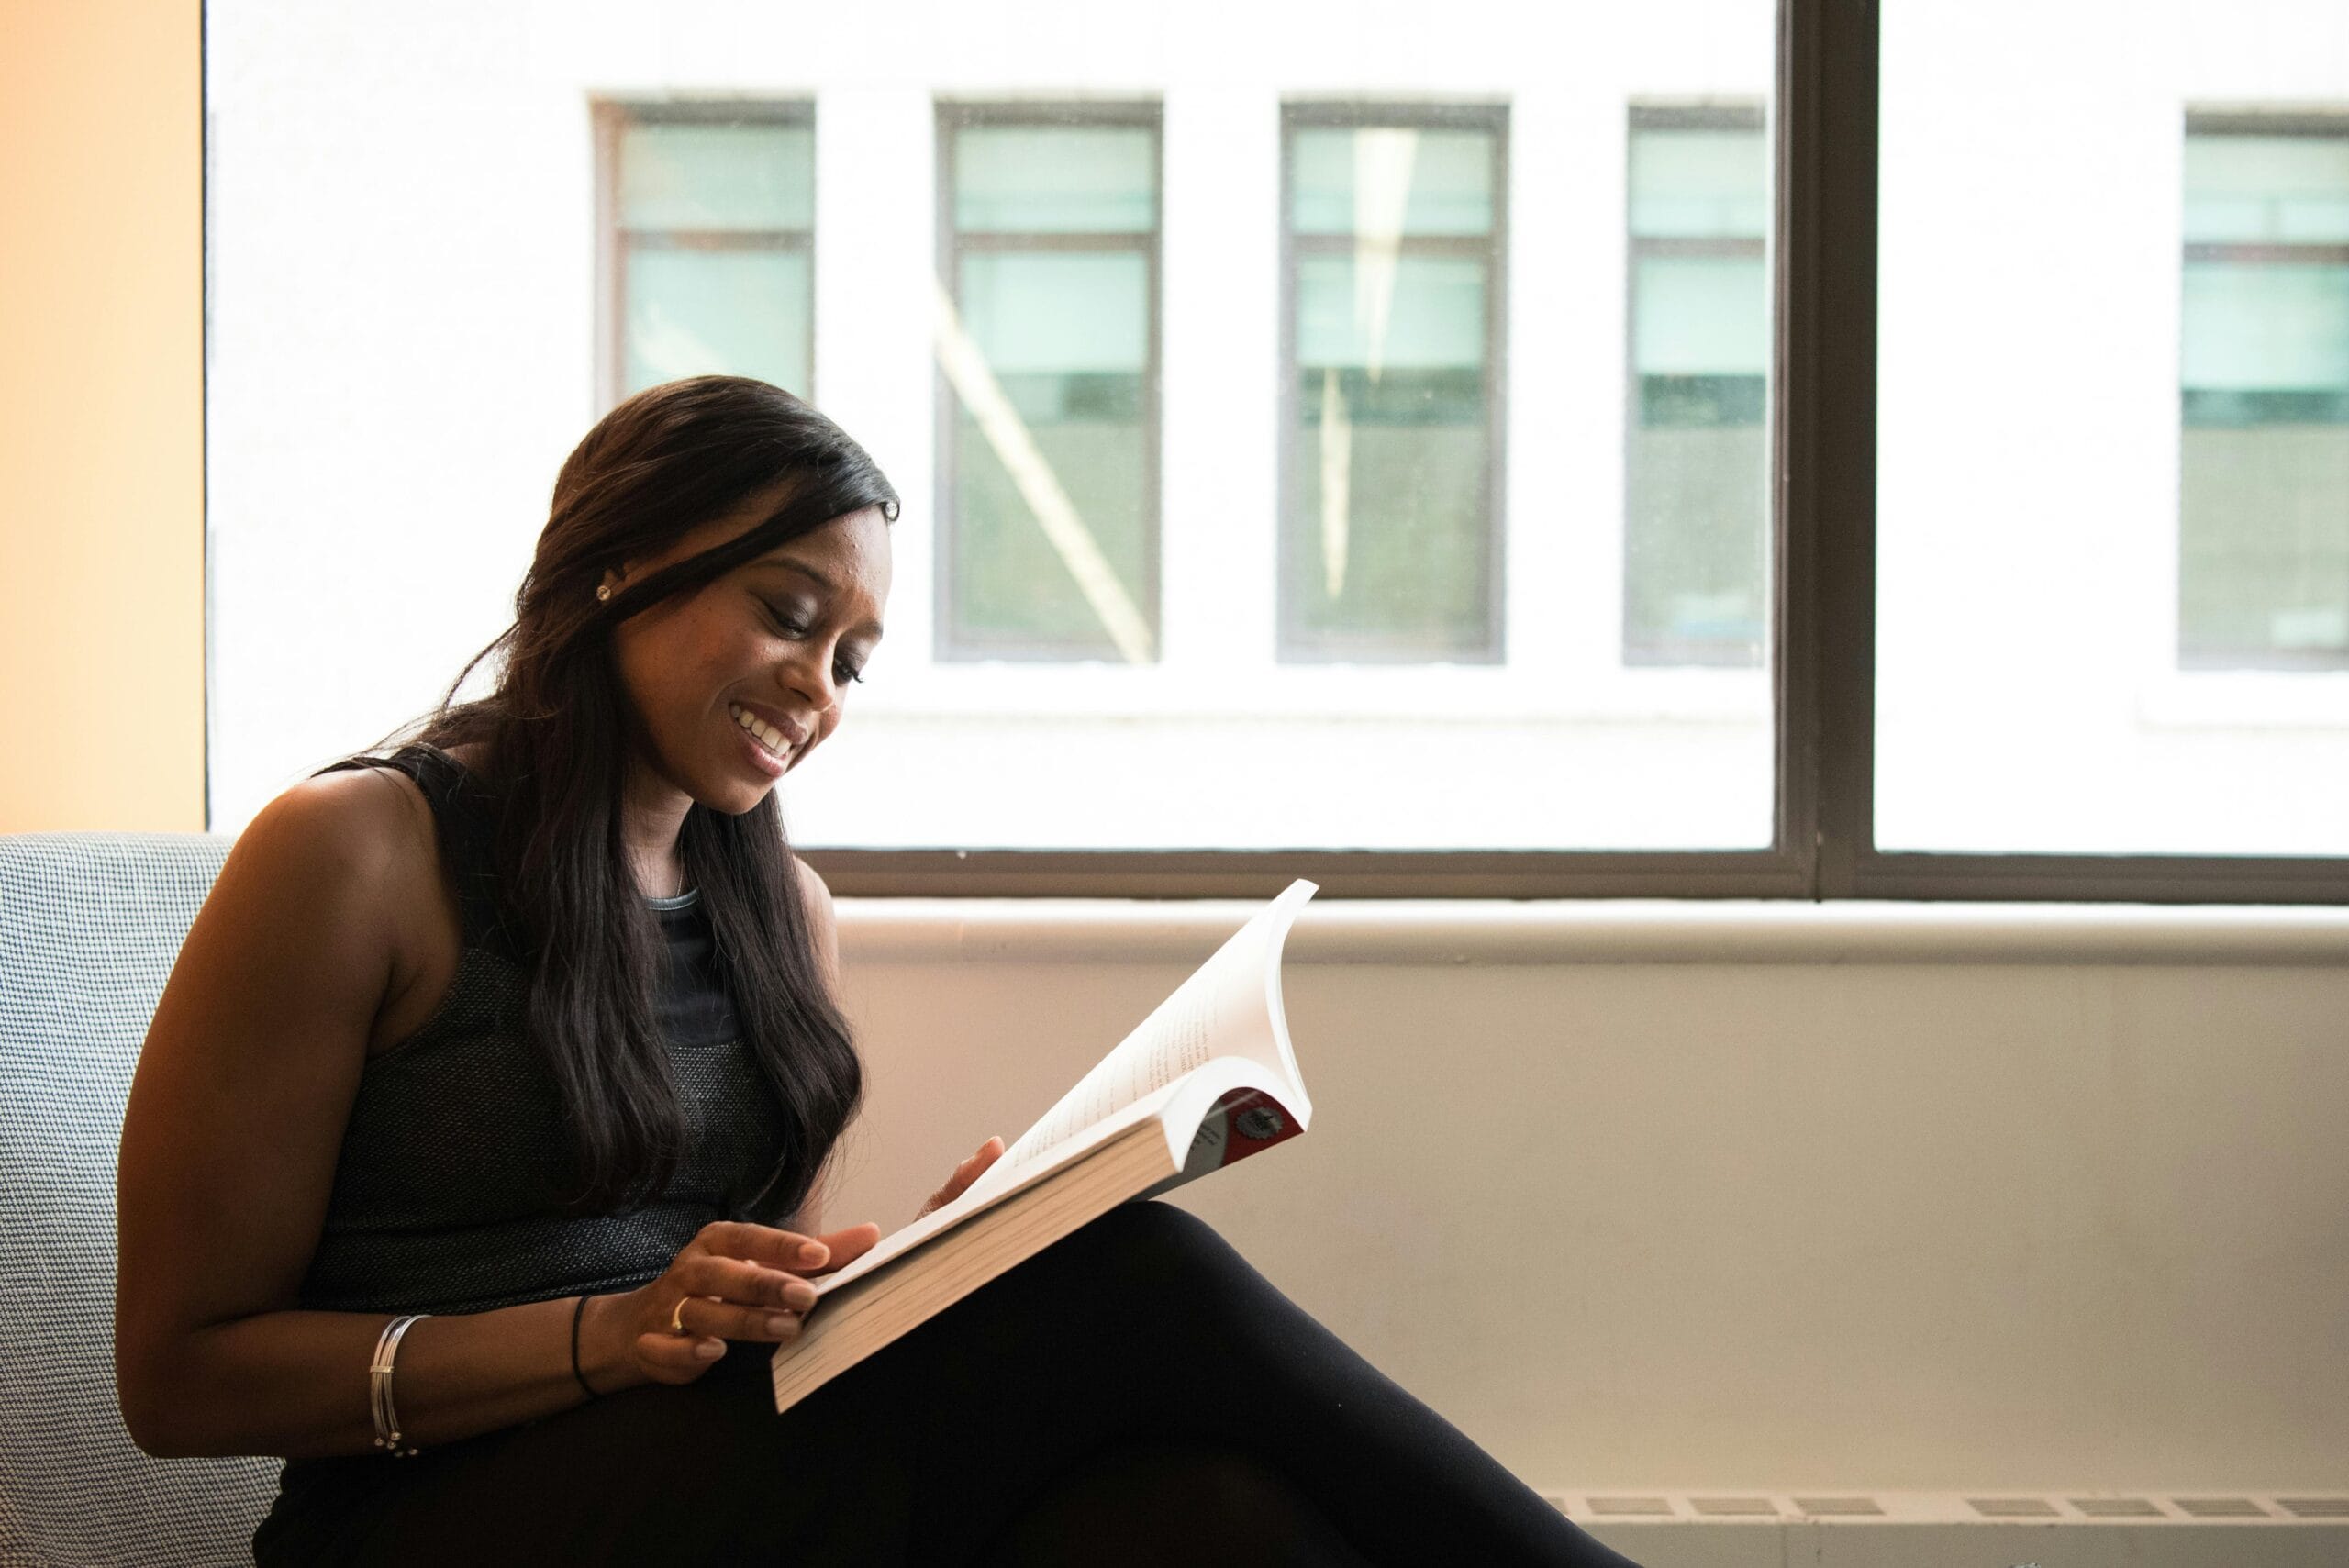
top-left (0, 833), bottom-right (279, 1567)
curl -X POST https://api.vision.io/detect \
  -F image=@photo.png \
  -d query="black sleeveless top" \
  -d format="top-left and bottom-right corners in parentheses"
top-left (293, 743), bottom-right (795, 1317)
top-left (258, 744), bottom-right (796, 1560)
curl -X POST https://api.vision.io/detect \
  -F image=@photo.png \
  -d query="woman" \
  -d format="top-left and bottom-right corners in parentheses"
top-left (115, 376), bottom-right (1641, 1567)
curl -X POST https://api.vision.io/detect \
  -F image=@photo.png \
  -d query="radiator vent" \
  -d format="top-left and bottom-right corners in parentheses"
top-left (1968, 1497), bottom-right (2060, 1518)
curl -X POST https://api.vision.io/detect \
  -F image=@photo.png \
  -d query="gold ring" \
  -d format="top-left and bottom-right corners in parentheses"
top-left (668, 1296), bottom-right (690, 1336)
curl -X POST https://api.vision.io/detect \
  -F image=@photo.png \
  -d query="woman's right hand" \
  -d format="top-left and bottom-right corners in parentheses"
top-left (587, 1218), bottom-right (884, 1389)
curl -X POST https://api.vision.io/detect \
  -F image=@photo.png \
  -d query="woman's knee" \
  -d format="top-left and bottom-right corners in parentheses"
top-left (1075, 1199), bottom-right (1237, 1281)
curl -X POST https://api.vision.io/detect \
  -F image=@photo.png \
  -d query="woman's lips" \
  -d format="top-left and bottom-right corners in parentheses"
top-left (732, 721), bottom-right (787, 778)
top-left (729, 701), bottom-right (795, 777)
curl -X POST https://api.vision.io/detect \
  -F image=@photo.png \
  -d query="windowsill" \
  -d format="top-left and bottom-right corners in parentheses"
top-left (836, 896), bottom-right (2349, 965)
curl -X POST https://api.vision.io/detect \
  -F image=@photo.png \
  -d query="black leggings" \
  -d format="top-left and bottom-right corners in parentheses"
top-left (261, 1202), bottom-right (1641, 1566)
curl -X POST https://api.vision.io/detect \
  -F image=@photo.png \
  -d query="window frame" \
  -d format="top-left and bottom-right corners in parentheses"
top-left (591, 98), bottom-right (818, 413)
top-left (931, 99), bottom-right (1166, 663)
top-left (1274, 100), bottom-right (1511, 665)
top-left (789, 1), bottom-right (2349, 904)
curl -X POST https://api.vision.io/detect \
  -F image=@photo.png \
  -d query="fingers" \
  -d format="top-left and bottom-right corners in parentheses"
top-left (696, 1218), bottom-right (834, 1273)
top-left (668, 1292), bottom-right (808, 1346)
top-left (678, 1252), bottom-right (818, 1312)
top-left (921, 1136), bottom-right (1008, 1217)
top-left (807, 1221), bottom-right (882, 1276)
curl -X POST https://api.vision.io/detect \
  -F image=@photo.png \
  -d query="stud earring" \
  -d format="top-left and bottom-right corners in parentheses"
top-left (596, 583), bottom-right (613, 603)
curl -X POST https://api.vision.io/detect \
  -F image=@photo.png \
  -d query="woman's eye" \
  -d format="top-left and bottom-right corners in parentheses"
top-left (762, 600), bottom-right (813, 638)
top-left (834, 662), bottom-right (866, 687)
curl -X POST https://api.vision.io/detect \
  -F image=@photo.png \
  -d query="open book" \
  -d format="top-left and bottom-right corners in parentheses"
top-left (771, 878), bottom-right (1318, 1416)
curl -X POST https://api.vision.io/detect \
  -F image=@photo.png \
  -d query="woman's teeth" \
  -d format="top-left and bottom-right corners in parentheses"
top-left (729, 703), bottom-right (791, 759)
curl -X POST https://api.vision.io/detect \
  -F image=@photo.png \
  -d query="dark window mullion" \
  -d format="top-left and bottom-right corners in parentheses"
top-left (1776, 0), bottom-right (1876, 897)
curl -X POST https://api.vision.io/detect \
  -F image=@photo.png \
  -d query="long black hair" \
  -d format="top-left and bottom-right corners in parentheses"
top-left (376, 375), bottom-right (896, 1219)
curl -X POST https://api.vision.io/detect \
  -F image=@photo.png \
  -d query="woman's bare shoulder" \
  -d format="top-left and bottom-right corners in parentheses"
top-left (254, 762), bottom-right (431, 867)
top-left (220, 760), bottom-right (452, 946)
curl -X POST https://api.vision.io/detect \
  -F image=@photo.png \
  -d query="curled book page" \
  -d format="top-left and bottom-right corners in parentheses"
top-left (979, 879), bottom-right (1317, 1193)
top-left (811, 880), bottom-right (1316, 1296)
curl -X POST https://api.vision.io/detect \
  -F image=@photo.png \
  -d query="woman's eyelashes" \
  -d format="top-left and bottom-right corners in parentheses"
top-left (759, 595), bottom-right (867, 689)
top-left (759, 596), bottom-right (818, 639)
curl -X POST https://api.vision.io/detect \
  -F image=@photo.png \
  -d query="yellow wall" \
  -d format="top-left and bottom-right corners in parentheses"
top-left (0, 0), bottom-right (205, 830)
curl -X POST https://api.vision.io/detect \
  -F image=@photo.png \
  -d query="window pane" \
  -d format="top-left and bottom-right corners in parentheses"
top-left (941, 119), bottom-right (1158, 661)
top-left (1290, 127), bottom-right (1495, 237)
top-left (953, 127), bottom-right (1154, 233)
top-left (1289, 255), bottom-right (1488, 655)
top-left (2184, 134), bottom-right (2349, 242)
top-left (618, 122), bottom-right (813, 231)
top-left (2179, 129), bottom-right (2349, 670)
top-left (950, 250), bottom-right (1152, 652)
top-left (622, 245), bottom-right (811, 396)
top-left (1628, 128), bottom-right (1771, 238)
top-left (615, 114), bottom-right (815, 400)
top-left (962, 251), bottom-right (1149, 373)
top-left (1283, 119), bottom-right (1499, 662)
top-left (1625, 117), bottom-right (1768, 665)
top-left (1876, 1), bottom-right (2349, 855)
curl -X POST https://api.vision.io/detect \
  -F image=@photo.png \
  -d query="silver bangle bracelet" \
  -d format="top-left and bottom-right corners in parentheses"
top-left (368, 1313), bottom-right (429, 1457)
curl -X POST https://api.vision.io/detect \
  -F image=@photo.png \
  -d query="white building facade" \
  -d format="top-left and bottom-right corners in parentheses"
top-left (206, 0), bottom-right (2348, 856)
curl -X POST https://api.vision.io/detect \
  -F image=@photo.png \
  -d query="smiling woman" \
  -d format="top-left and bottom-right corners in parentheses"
top-left (113, 376), bottom-right (1641, 1567)
top-left (604, 487), bottom-right (892, 829)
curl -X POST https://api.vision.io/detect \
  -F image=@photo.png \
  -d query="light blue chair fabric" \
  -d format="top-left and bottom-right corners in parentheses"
top-left (0, 833), bottom-right (280, 1567)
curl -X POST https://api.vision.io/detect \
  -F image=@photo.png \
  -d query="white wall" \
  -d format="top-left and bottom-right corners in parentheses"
top-left (825, 905), bottom-right (2349, 1491)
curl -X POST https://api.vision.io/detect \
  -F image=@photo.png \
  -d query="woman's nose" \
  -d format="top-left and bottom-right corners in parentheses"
top-left (781, 646), bottom-right (838, 711)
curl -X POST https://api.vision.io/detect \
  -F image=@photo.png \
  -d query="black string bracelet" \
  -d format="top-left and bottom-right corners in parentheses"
top-left (570, 1294), bottom-right (600, 1398)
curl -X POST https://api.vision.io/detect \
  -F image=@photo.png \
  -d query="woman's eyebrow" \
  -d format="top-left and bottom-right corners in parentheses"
top-left (750, 558), bottom-right (838, 595)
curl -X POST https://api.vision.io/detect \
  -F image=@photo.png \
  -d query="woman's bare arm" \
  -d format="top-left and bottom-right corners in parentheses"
top-left (116, 774), bottom-right (875, 1460)
top-left (114, 769), bottom-right (588, 1456)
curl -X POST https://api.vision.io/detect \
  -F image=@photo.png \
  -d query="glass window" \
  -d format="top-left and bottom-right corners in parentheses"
top-left (1876, 6), bottom-right (2349, 858)
top-left (938, 113), bottom-right (1161, 662)
top-left (205, 9), bottom-right (1781, 859)
top-left (1624, 108), bottom-right (1770, 667)
top-left (2179, 122), bottom-right (2349, 670)
top-left (607, 109), bottom-right (815, 401)
top-left (1280, 111), bottom-right (1505, 662)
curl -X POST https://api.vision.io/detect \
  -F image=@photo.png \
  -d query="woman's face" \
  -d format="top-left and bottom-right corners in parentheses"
top-left (610, 488), bottom-right (892, 816)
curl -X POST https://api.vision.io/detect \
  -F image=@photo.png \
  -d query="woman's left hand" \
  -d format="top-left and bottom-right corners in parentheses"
top-left (917, 1136), bottom-right (1005, 1221)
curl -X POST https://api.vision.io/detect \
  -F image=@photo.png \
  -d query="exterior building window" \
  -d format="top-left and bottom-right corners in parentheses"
top-left (936, 106), bottom-right (1163, 662)
top-left (598, 103), bottom-right (815, 404)
top-left (2179, 117), bottom-right (2349, 671)
top-left (1624, 105), bottom-right (1768, 667)
top-left (1279, 106), bottom-right (1507, 662)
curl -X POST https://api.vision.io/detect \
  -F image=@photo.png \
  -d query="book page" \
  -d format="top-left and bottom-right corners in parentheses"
top-left (815, 882), bottom-right (1317, 1296)
top-left (996, 985), bottom-right (1217, 1165)
top-left (982, 880), bottom-right (1317, 1187)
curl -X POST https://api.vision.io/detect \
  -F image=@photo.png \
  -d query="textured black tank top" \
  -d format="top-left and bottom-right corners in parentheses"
top-left (258, 742), bottom-right (797, 1562)
top-left (296, 743), bottom-right (793, 1317)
